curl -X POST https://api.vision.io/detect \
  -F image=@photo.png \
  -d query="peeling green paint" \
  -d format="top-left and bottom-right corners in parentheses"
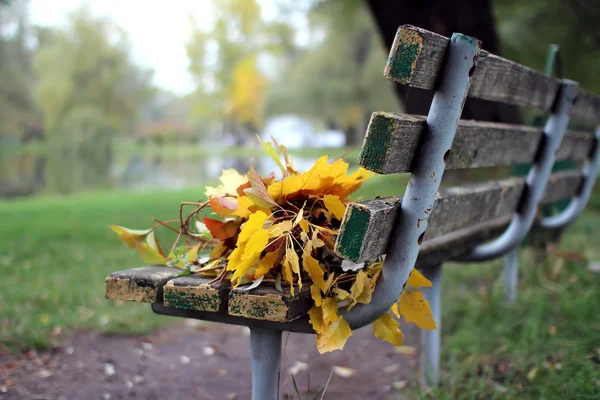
top-left (360, 114), bottom-right (395, 173)
top-left (164, 287), bottom-right (223, 311)
top-left (385, 28), bottom-right (423, 84)
top-left (336, 206), bottom-right (370, 262)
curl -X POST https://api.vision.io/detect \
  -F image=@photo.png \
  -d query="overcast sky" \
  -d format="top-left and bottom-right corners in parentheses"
top-left (28, 0), bottom-right (282, 95)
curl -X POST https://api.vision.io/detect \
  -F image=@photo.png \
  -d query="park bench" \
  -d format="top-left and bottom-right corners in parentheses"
top-left (105, 25), bottom-right (600, 399)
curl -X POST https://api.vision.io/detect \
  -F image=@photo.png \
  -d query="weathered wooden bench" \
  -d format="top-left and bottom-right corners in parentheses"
top-left (105, 25), bottom-right (600, 398)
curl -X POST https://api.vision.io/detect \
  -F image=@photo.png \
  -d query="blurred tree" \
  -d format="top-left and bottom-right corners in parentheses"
top-left (33, 6), bottom-right (154, 193)
top-left (45, 107), bottom-right (114, 194)
top-left (265, 1), bottom-right (399, 146)
top-left (33, 6), bottom-right (154, 136)
top-left (186, 0), bottom-right (271, 141)
top-left (0, 0), bottom-right (39, 140)
top-left (496, 0), bottom-right (600, 98)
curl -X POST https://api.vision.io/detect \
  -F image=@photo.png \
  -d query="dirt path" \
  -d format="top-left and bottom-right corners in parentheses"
top-left (0, 322), bottom-right (421, 400)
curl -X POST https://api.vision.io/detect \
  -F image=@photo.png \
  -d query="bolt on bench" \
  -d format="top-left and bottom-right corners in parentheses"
top-left (105, 25), bottom-right (600, 398)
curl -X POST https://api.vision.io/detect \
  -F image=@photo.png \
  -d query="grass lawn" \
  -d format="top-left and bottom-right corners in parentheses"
top-left (0, 175), bottom-right (598, 398)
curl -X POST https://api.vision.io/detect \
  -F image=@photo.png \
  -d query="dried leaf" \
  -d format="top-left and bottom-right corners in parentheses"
top-left (203, 217), bottom-right (241, 240)
top-left (373, 313), bottom-right (404, 347)
top-left (322, 298), bottom-right (339, 326)
top-left (299, 218), bottom-right (309, 232)
top-left (244, 164), bottom-right (279, 209)
top-left (323, 194), bottom-right (346, 220)
top-left (400, 290), bottom-right (437, 330)
top-left (135, 242), bottom-right (167, 265)
top-left (308, 305), bottom-right (325, 335)
top-left (269, 220), bottom-right (293, 238)
top-left (146, 230), bottom-right (166, 257)
top-left (286, 245), bottom-right (302, 288)
top-left (317, 316), bottom-right (352, 354)
top-left (333, 288), bottom-right (350, 301)
top-left (187, 243), bottom-right (201, 263)
top-left (310, 283), bottom-right (322, 306)
top-left (238, 211), bottom-right (269, 244)
top-left (205, 169), bottom-right (248, 197)
top-left (407, 269), bottom-right (433, 288)
top-left (391, 302), bottom-right (400, 318)
top-left (110, 225), bottom-right (151, 248)
top-left (303, 254), bottom-right (326, 291)
top-left (255, 252), bottom-right (279, 278)
top-left (259, 137), bottom-right (287, 177)
top-left (209, 196), bottom-right (238, 217)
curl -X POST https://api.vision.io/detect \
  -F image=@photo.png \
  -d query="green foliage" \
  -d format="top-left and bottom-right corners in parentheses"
top-left (495, 0), bottom-right (600, 94)
top-left (45, 107), bottom-right (115, 194)
top-left (33, 6), bottom-right (154, 135)
top-left (0, 1), bottom-right (38, 138)
top-left (264, 2), bottom-right (399, 145)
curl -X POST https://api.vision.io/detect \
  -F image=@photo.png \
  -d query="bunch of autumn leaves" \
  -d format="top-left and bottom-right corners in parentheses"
top-left (111, 142), bottom-right (436, 353)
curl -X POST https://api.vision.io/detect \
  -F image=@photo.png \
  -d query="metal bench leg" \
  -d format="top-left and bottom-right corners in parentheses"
top-left (503, 247), bottom-right (519, 304)
top-left (420, 263), bottom-right (442, 387)
top-left (250, 328), bottom-right (282, 400)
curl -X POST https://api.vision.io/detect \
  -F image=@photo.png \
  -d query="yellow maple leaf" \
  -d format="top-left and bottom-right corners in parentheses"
top-left (373, 313), bottom-right (404, 347)
top-left (407, 268), bottom-right (433, 288)
top-left (255, 251), bottom-right (279, 278)
top-left (310, 283), bottom-right (322, 306)
top-left (205, 169), bottom-right (248, 198)
top-left (323, 194), bottom-right (347, 220)
top-left (308, 304), bottom-right (325, 335)
top-left (110, 225), bottom-right (151, 248)
top-left (316, 316), bottom-right (353, 354)
top-left (233, 196), bottom-right (256, 217)
top-left (400, 290), bottom-right (437, 330)
top-left (303, 254), bottom-right (326, 291)
top-left (267, 156), bottom-right (373, 203)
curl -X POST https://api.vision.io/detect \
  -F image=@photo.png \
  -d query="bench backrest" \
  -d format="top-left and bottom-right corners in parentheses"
top-left (333, 25), bottom-right (600, 265)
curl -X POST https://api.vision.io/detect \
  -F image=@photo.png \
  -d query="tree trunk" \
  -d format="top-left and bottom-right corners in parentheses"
top-left (366, 0), bottom-right (520, 124)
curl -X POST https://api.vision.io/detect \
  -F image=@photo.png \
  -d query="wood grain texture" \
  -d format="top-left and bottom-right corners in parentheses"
top-left (384, 25), bottom-right (560, 110)
top-left (228, 285), bottom-right (311, 322)
top-left (335, 171), bottom-right (582, 262)
top-left (105, 266), bottom-right (182, 303)
top-left (571, 89), bottom-right (600, 122)
top-left (163, 275), bottom-right (229, 312)
top-left (360, 112), bottom-right (594, 174)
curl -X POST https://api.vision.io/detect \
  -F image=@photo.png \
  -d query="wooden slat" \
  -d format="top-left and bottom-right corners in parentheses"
top-left (384, 25), bottom-right (560, 110)
top-left (335, 171), bottom-right (582, 262)
top-left (571, 90), bottom-right (600, 122)
top-left (105, 266), bottom-right (182, 303)
top-left (228, 285), bottom-right (311, 322)
top-left (163, 275), bottom-right (229, 312)
top-left (360, 112), bottom-right (594, 174)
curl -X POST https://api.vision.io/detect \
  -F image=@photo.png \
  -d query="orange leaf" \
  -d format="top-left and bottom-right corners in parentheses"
top-left (203, 217), bottom-right (241, 240)
top-left (209, 196), bottom-right (238, 218)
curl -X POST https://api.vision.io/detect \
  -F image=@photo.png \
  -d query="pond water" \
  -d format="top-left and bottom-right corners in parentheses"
top-left (0, 151), bottom-right (333, 198)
